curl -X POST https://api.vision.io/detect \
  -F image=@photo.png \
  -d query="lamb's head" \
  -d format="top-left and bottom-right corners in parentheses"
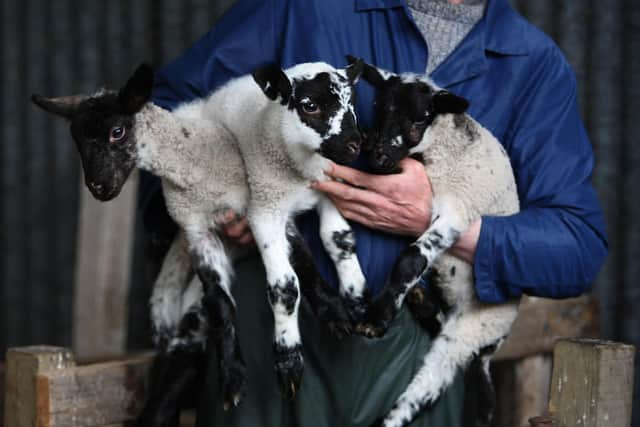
top-left (253, 60), bottom-right (364, 165)
top-left (31, 64), bottom-right (153, 201)
top-left (351, 56), bottom-right (469, 173)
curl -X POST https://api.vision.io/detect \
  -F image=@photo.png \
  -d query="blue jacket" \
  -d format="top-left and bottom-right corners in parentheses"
top-left (146, 0), bottom-right (608, 303)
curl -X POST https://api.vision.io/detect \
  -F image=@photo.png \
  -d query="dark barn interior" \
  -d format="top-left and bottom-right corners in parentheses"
top-left (0, 0), bottom-right (638, 425)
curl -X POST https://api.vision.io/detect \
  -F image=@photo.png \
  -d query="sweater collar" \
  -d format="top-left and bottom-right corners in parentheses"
top-left (356, 0), bottom-right (529, 79)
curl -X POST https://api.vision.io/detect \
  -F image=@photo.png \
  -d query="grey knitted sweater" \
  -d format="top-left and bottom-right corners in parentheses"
top-left (407, 0), bottom-right (486, 74)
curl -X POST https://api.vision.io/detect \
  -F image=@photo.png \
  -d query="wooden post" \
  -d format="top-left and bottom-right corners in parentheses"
top-left (513, 355), bottom-right (553, 427)
top-left (73, 172), bottom-right (138, 360)
top-left (4, 347), bottom-right (75, 427)
top-left (548, 338), bottom-right (636, 427)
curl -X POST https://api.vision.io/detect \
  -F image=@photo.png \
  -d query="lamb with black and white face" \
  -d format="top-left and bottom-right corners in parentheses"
top-left (356, 61), bottom-right (468, 174)
top-left (31, 59), bottom-right (369, 425)
top-left (348, 57), bottom-right (520, 427)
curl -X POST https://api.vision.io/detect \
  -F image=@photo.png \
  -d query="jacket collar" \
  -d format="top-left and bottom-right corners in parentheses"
top-left (356, 0), bottom-right (529, 87)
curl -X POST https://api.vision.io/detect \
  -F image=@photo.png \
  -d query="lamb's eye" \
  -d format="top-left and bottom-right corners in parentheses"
top-left (414, 118), bottom-right (427, 126)
top-left (301, 100), bottom-right (320, 114)
top-left (110, 126), bottom-right (126, 142)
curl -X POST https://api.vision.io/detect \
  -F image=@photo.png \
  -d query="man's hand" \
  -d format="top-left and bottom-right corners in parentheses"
top-left (311, 158), bottom-right (432, 237)
top-left (311, 158), bottom-right (481, 262)
top-left (217, 210), bottom-right (255, 246)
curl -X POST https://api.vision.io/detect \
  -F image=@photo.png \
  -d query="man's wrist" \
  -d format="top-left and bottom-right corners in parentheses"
top-left (448, 218), bottom-right (481, 264)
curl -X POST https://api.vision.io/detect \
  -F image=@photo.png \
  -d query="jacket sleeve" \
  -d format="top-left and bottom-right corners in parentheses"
top-left (140, 0), bottom-right (280, 235)
top-left (473, 47), bottom-right (608, 303)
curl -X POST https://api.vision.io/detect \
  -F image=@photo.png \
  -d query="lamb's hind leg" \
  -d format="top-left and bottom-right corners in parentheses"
top-left (287, 224), bottom-right (352, 339)
top-left (187, 227), bottom-right (247, 410)
top-left (357, 200), bottom-right (465, 338)
top-left (317, 196), bottom-right (369, 322)
top-left (373, 304), bottom-right (517, 427)
top-left (138, 234), bottom-right (205, 427)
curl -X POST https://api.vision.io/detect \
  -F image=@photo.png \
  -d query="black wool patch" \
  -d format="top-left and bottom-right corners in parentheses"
top-left (390, 245), bottom-right (428, 287)
top-left (332, 230), bottom-right (356, 257)
top-left (453, 114), bottom-right (480, 141)
top-left (291, 72), bottom-right (340, 137)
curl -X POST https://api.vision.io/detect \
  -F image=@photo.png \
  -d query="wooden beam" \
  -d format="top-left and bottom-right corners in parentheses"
top-left (73, 172), bottom-right (138, 360)
top-left (548, 338), bottom-right (636, 427)
top-left (4, 347), bottom-right (75, 427)
top-left (38, 354), bottom-right (151, 426)
top-left (494, 296), bottom-right (597, 361)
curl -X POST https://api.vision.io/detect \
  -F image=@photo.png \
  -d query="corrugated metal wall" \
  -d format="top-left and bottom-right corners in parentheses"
top-left (1, 0), bottom-right (638, 424)
top-left (0, 0), bottom-right (235, 351)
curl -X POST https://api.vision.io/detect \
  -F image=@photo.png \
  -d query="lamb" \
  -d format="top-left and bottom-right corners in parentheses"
top-left (349, 57), bottom-right (521, 427)
top-left (31, 60), bottom-right (368, 425)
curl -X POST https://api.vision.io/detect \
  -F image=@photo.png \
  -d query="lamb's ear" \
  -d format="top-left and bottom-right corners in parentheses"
top-left (119, 63), bottom-right (154, 114)
top-left (345, 55), bottom-right (364, 84)
top-left (252, 64), bottom-right (292, 105)
top-left (357, 60), bottom-right (390, 89)
top-left (432, 90), bottom-right (469, 114)
top-left (31, 94), bottom-right (87, 119)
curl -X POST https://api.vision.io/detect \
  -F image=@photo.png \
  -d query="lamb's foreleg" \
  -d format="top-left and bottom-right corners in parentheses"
top-left (357, 198), bottom-right (466, 338)
top-left (287, 225), bottom-right (353, 338)
top-left (251, 215), bottom-right (304, 399)
top-left (317, 196), bottom-right (369, 321)
top-left (186, 226), bottom-right (247, 410)
top-left (372, 304), bottom-right (517, 427)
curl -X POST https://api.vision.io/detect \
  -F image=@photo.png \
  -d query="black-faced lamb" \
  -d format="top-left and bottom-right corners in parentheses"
top-left (31, 60), bottom-right (368, 424)
top-left (349, 57), bottom-right (520, 427)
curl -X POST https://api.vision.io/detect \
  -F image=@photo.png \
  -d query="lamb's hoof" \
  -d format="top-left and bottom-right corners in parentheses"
top-left (321, 300), bottom-right (353, 339)
top-left (355, 301), bottom-right (394, 338)
top-left (220, 359), bottom-right (247, 411)
top-left (274, 345), bottom-right (304, 400)
top-left (134, 412), bottom-right (179, 427)
top-left (355, 321), bottom-right (388, 338)
top-left (326, 315), bottom-right (353, 340)
top-left (406, 286), bottom-right (426, 305)
top-left (344, 292), bottom-right (371, 324)
top-left (406, 286), bottom-right (443, 337)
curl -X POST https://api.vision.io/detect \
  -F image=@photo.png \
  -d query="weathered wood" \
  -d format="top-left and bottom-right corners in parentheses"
top-left (548, 339), bottom-right (635, 427)
top-left (73, 172), bottom-right (138, 360)
top-left (494, 296), bottom-right (597, 361)
top-left (512, 355), bottom-right (553, 427)
top-left (4, 347), bottom-right (75, 427)
top-left (39, 353), bottom-right (151, 426)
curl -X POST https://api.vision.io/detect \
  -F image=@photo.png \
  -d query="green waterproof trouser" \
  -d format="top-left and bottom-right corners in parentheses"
top-left (196, 255), bottom-right (464, 427)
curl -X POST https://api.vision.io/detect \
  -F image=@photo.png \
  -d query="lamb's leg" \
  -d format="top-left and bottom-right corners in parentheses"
top-left (357, 199), bottom-right (466, 338)
top-left (135, 347), bottom-right (204, 427)
top-left (187, 227), bottom-right (247, 409)
top-left (149, 231), bottom-right (194, 347)
top-left (405, 283), bottom-right (446, 338)
top-left (251, 215), bottom-right (304, 399)
top-left (468, 347), bottom-right (499, 427)
top-left (372, 304), bottom-right (516, 427)
top-left (138, 234), bottom-right (205, 427)
top-left (287, 225), bottom-right (352, 339)
top-left (317, 196), bottom-right (369, 321)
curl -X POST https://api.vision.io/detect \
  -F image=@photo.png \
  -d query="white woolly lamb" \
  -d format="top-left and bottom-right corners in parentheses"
top-left (31, 59), bottom-right (367, 424)
top-left (351, 58), bottom-right (520, 427)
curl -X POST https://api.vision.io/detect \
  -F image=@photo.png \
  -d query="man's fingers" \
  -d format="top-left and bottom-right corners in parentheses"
top-left (313, 179), bottom-right (390, 206)
top-left (223, 217), bottom-right (251, 238)
top-left (236, 231), bottom-right (255, 245)
top-left (325, 162), bottom-right (381, 189)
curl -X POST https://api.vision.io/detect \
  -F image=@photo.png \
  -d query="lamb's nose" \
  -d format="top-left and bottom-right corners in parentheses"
top-left (89, 182), bottom-right (103, 191)
top-left (346, 141), bottom-right (360, 155)
top-left (377, 153), bottom-right (393, 170)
